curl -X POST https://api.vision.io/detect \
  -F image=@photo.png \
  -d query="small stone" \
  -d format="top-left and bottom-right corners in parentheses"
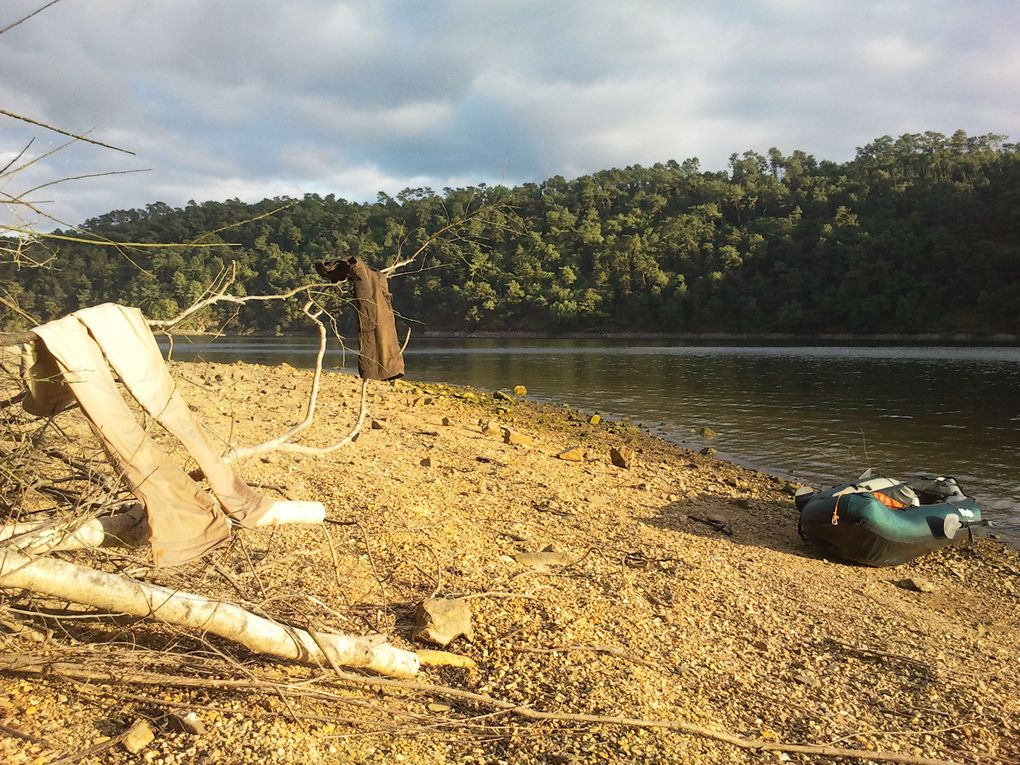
top-left (371, 419), bottom-right (385, 430)
top-left (441, 416), bottom-right (452, 426)
top-left (589, 414), bottom-right (602, 426)
top-left (166, 712), bottom-right (205, 736)
top-left (557, 446), bottom-right (585, 462)
top-left (699, 426), bottom-right (717, 438)
top-left (513, 385), bottom-right (528, 396)
top-left (700, 446), bottom-right (717, 457)
top-left (899, 577), bottom-right (937, 593)
top-left (180, 712), bottom-right (205, 736)
top-left (610, 446), bottom-right (635, 469)
top-left (427, 703), bottom-right (452, 713)
top-left (414, 598), bottom-right (474, 646)
top-left (122, 719), bottom-right (155, 754)
top-left (501, 427), bottom-right (534, 446)
top-left (493, 390), bottom-right (514, 402)
top-left (480, 419), bottom-right (501, 435)
top-left (420, 456), bottom-right (432, 468)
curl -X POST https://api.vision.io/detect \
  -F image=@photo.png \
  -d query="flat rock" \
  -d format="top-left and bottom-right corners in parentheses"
top-left (122, 719), bottom-right (155, 754)
top-left (899, 577), bottom-right (937, 593)
top-left (513, 549), bottom-right (574, 571)
top-left (501, 427), bottom-right (534, 446)
top-left (557, 446), bottom-right (585, 462)
top-left (414, 598), bottom-right (474, 646)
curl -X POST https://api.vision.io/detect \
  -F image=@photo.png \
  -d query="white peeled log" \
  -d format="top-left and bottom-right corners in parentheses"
top-left (252, 500), bottom-right (326, 527)
top-left (0, 505), bottom-right (149, 554)
top-left (0, 547), bottom-right (420, 678)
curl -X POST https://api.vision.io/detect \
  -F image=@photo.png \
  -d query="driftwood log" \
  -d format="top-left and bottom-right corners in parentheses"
top-left (0, 546), bottom-right (420, 677)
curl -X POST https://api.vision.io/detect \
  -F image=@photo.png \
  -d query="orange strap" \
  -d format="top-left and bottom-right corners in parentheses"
top-left (831, 495), bottom-right (840, 525)
top-left (873, 491), bottom-right (909, 509)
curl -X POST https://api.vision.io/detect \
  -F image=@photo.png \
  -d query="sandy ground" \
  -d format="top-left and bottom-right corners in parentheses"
top-left (1, 360), bottom-right (1018, 764)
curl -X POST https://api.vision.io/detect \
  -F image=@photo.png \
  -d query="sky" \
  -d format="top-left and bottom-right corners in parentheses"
top-left (1, 0), bottom-right (1017, 229)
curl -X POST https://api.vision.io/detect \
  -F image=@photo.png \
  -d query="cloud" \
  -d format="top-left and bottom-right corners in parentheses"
top-left (0, 0), bottom-right (1016, 228)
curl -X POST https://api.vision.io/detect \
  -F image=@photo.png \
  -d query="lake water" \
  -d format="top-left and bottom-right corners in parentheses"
top-left (164, 336), bottom-right (1020, 542)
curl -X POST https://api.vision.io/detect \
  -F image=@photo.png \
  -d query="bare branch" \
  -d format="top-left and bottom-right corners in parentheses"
top-left (17, 167), bottom-right (153, 198)
top-left (0, 108), bottom-right (135, 155)
top-left (0, 0), bottom-right (63, 35)
top-left (0, 138), bottom-right (34, 175)
top-left (187, 200), bottom-right (300, 245)
top-left (147, 272), bottom-right (329, 332)
top-left (0, 226), bottom-right (235, 249)
top-left (221, 301), bottom-right (368, 463)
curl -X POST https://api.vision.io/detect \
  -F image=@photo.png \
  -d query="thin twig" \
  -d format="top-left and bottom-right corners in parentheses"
top-left (0, 656), bottom-right (966, 765)
top-left (0, 0), bottom-right (63, 35)
top-left (0, 108), bottom-right (135, 155)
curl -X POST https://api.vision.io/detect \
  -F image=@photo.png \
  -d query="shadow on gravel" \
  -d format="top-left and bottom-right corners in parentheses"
top-left (639, 492), bottom-right (824, 561)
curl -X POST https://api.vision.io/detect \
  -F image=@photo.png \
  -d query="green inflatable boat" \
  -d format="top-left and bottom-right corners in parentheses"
top-left (796, 474), bottom-right (983, 567)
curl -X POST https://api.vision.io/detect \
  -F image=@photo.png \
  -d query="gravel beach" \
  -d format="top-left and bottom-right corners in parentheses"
top-left (2, 360), bottom-right (1017, 764)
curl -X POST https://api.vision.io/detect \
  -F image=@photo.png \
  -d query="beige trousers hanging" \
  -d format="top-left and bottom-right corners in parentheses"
top-left (25, 303), bottom-right (274, 566)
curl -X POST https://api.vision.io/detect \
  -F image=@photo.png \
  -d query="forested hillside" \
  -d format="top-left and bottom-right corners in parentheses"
top-left (4, 130), bottom-right (1019, 336)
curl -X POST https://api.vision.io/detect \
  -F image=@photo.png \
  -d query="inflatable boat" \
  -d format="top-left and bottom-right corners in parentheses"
top-left (795, 474), bottom-right (982, 567)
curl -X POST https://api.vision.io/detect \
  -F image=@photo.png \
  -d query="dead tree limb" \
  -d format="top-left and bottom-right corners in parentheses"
top-left (222, 301), bottom-right (368, 464)
top-left (0, 547), bottom-right (420, 677)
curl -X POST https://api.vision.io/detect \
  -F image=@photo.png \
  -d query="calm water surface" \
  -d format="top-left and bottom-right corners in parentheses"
top-left (165, 337), bottom-right (1020, 541)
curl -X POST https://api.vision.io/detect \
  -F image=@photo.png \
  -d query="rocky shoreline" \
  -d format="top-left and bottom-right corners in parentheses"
top-left (1, 360), bottom-right (1017, 764)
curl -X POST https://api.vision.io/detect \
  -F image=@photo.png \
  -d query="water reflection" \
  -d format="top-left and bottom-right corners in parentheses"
top-left (162, 336), bottom-right (1020, 540)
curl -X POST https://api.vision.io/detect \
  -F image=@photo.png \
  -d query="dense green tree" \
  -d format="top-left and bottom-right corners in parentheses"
top-left (2, 131), bottom-right (1017, 336)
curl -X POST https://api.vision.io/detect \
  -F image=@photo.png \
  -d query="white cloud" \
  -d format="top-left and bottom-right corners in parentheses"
top-left (0, 0), bottom-right (1016, 228)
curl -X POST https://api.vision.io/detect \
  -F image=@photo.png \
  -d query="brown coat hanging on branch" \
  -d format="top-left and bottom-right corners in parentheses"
top-left (315, 257), bottom-right (405, 381)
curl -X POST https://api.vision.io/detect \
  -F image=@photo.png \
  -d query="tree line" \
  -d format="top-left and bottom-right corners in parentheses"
top-left (3, 130), bottom-right (1018, 336)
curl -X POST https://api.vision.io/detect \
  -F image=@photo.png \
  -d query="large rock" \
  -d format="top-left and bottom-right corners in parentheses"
top-left (557, 446), bottom-right (585, 462)
top-left (501, 427), bottom-right (534, 446)
top-left (610, 446), bottom-right (635, 469)
top-left (414, 598), bottom-right (474, 647)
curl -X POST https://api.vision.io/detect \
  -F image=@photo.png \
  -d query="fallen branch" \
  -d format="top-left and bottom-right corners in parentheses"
top-left (223, 303), bottom-right (369, 463)
top-left (0, 505), bottom-right (148, 554)
top-left (0, 548), bottom-right (419, 678)
top-left (0, 655), bottom-right (965, 765)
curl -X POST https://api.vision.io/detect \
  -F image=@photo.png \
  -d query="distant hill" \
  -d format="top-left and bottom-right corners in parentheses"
top-left (3, 130), bottom-right (1018, 336)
